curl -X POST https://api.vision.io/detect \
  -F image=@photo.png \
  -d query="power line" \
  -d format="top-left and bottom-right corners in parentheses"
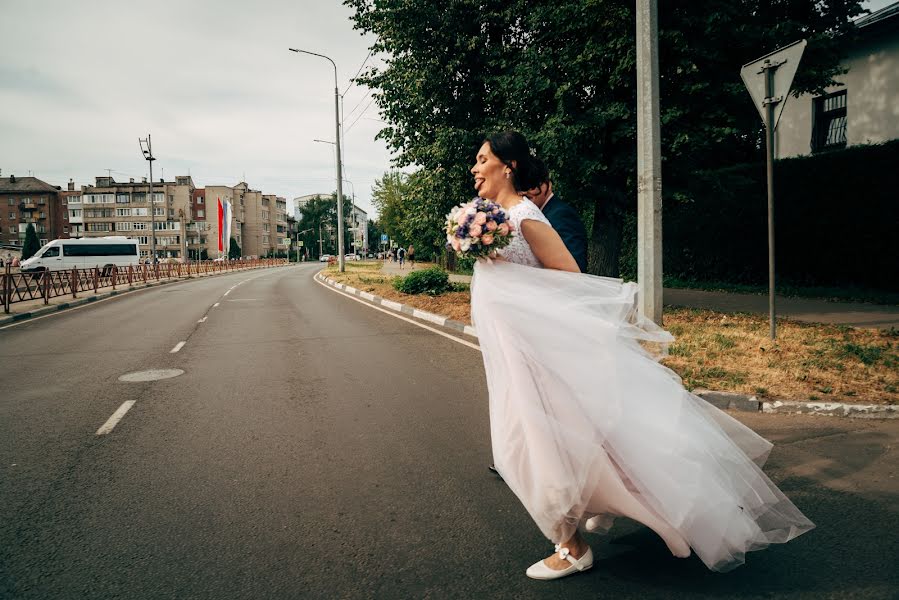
top-left (344, 96), bottom-right (377, 133)
top-left (344, 89), bottom-right (372, 123)
top-left (342, 48), bottom-right (373, 96)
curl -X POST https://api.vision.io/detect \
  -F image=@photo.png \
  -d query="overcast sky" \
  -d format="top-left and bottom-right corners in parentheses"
top-left (0, 0), bottom-right (389, 218)
top-left (1, 0), bottom-right (891, 220)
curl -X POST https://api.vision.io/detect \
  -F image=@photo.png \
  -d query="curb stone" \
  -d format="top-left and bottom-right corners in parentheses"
top-left (318, 272), bottom-right (897, 419)
top-left (316, 272), bottom-right (478, 340)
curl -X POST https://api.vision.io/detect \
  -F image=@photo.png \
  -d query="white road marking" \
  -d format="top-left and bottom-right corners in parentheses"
top-left (198, 316), bottom-right (207, 323)
top-left (314, 277), bottom-right (481, 352)
top-left (96, 401), bottom-right (136, 435)
top-left (170, 341), bottom-right (186, 353)
top-left (213, 302), bottom-right (220, 307)
top-left (223, 290), bottom-right (231, 296)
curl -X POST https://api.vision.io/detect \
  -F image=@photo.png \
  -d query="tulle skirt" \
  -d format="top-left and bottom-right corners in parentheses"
top-left (471, 260), bottom-right (814, 572)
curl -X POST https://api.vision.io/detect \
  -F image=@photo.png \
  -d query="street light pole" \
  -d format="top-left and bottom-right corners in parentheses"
top-left (139, 134), bottom-right (157, 262)
top-left (289, 48), bottom-right (345, 272)
top-left (296, 227), bottom-right (313, 263)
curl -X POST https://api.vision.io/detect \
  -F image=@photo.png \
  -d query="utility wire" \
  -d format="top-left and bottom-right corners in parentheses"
top-left (342, 48), bottom-right (373, 96)
top-left (345, 97), bottom-right (377, 133)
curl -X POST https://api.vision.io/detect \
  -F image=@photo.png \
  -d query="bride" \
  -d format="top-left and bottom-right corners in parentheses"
top-left (469, 131), bottom-right (814, 580)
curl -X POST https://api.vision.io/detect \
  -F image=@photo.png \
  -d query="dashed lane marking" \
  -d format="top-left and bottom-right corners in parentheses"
top-left (96, 401), bottom-right (136, 436)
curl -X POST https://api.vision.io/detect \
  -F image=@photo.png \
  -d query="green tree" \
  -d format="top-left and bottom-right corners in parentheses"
top-left (228, 237), bottom-right (241, 260)
top-left (22, 223), bottom-right (40, 260)
top-left (371, 171), bottom-right (409, 245)
top-left (298, 195), bottom-right (335, 257)
top-left (344, 0), bottom-right (863, 275)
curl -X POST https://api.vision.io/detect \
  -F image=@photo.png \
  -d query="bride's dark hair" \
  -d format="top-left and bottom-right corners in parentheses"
top-left (485, 131), bottom-right (548, 193)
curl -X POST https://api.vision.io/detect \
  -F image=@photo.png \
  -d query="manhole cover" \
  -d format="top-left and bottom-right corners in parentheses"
top-left (118, 369), bottom-right (184, 382)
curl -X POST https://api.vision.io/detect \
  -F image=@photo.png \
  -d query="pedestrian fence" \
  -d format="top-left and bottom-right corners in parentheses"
top-left (2, 258), bottom-right (289, 314)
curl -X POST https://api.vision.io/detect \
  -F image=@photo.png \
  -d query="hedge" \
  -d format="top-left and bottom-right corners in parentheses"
top-left (620, 140), bottom-right (898, 292)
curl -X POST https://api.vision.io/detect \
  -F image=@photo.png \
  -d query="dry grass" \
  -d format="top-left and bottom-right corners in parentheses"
top-left (323, 263), bottom-right (898, 404)
top-left (324, 262), bottom-right (472, 323)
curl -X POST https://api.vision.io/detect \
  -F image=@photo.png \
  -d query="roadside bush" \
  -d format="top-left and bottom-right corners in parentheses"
top-left (393, 266), bottom-right (451, 295)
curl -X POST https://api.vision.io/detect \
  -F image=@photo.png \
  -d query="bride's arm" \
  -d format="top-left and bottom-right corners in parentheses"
top-left (520, 219), bottom-right (580, 273)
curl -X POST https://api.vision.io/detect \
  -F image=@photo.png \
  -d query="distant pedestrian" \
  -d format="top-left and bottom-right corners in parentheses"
top-left (11, 256), bottom-right (20, 267)
top-left (397, 246), bottom-right (406, 268)
top-left (407, 244), bottom-right (415, 267)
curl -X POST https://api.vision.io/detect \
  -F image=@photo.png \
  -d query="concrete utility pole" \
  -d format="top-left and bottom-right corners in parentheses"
top-left (290, 48), bottom-right (346, 272)
top-left (636, 0), bottom-right (663, 324)
top-left (139, 134), bottom-right (157, 262)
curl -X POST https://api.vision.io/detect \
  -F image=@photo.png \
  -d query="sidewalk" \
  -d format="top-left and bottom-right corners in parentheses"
top-left (380, 261), bottom-right (899, 330)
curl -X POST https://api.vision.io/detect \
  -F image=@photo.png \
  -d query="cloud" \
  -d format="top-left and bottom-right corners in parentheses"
top-left (0, 0), bottom-right (394, 218)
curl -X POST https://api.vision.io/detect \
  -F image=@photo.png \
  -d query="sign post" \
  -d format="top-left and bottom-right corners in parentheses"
top-left (740, 39), bottom-right (806, 340)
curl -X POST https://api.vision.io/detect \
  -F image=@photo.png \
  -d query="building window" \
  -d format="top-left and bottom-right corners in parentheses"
top-left (154, 207), bottom-right (165, 216)
top-left (116, 208), bottom-right (132, 216)
top-left (116, 194), bottom-right (130, 204)
top-left (812, 90), bottom-right (847, 152)
top-left (197, 196), bottom-right (204, 204)
top-left (39, 198), bottom-right (46, 205)
top-left (196, 209), bottom-right (205, 218)
top-left (40, 238), bottom-right (48, 245)
top-left (64, 227), bottom-right (69, 233)
top-left (8, 212), bottom-right (14, 219)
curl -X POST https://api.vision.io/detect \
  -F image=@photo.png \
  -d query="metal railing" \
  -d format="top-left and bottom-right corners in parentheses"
top-left (2, 258), bottom-right (289, 313)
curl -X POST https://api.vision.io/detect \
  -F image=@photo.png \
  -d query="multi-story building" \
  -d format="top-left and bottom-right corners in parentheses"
top-left (0, 175), bottom-right (64, 249)
top-left (60, 180), bottom-right (81, 239)
top-left (78, 175), bottom-right (196, 260)
top-left (349, 204), bottom-right (368, 253)
top-left (274, 196), bottom-right (289, 255)
top-left (293, 194), bottom-right (328, 219)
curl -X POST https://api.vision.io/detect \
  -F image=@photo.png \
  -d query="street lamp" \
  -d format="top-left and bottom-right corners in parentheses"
top-left (297, 227), bottom-right (313, 262)
top-left (289, 47), bottom-right (346, 272)
top-left (138, 134), bottom-right (157, 262)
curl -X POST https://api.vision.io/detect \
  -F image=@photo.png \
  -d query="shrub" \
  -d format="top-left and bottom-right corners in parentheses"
top-left (393, 266), bottom-right (451, 295)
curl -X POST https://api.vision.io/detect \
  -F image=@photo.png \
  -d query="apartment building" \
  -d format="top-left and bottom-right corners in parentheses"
top-left (60, 180), bottom-right (81, 239)
top-left (78, 175), bottom-right (196, 260)
top-left (0, 175), bottom-right (64, 249)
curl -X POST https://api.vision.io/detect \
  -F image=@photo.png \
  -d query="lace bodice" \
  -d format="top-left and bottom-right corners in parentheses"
top-left (498, 198), bottom-right (550, 268)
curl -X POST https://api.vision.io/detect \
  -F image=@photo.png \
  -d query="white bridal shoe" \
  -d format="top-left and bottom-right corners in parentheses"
top-left (526, 544), bottom-right (594, 580)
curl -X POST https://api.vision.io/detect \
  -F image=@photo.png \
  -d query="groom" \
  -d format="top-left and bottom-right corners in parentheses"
top-left (526, 179), bottom-right (588, 273)
top-left (489, 178), bottom-right (589, 477)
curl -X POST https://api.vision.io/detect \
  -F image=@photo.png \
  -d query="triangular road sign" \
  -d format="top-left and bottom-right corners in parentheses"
top-left (741, 39), bottom-right (807, 130)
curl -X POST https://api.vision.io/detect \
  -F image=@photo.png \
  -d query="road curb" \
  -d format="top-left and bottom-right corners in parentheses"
top-left (0, 267), bottom-right (284, 327)
top-left (317, 272), bottom-right (897, 419)
top-left (315, 271), bottom-right (478, 342)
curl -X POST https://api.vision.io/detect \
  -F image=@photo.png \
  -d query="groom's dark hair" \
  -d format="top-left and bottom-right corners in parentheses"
top-left (485, 131), bottom-right (548, 193)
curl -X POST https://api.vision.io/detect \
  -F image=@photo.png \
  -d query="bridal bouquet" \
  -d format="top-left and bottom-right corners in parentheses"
top-left (445, 198), bottom-right (514, 257)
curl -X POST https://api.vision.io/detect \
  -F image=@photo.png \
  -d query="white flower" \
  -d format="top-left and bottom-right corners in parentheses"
top-left (460, 239), bottom-right (471, 252)
top-left (465, 206), bottom-right (477, 216)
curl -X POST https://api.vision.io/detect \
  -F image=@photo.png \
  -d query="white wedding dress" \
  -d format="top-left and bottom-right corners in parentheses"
top-left (471, 199), bottom-right (814, 572)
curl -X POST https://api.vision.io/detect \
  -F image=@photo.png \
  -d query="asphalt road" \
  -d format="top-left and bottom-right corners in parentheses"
top-left (1, 264), bottom-right (897, 599)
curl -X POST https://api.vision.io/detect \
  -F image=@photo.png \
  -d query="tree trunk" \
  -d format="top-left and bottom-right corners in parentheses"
top-left (586, 188), bottom-right (626, 277)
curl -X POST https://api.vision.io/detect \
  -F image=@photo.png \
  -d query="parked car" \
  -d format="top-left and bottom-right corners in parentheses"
top-left (319, 254), bottom-right (332, 262)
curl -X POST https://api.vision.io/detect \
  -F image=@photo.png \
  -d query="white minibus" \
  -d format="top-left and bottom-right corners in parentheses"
top-left (20, 237), bottom-right (140, 273)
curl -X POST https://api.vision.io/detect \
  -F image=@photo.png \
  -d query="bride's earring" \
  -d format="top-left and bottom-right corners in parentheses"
top-left (505, 171), bottom-right (511, 179)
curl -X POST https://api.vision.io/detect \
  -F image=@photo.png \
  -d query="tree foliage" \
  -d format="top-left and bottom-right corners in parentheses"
top-left (22, 223), bottom-right (40, 260)
top-left (344, 0), bottom-right (863, 275)
top-left (228, 237), bottom-right (241, 260)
